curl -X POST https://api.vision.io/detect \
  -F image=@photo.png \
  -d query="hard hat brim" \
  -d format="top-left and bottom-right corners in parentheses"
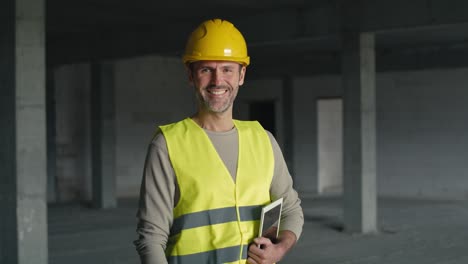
top-left (183, 55), bottom-right (250, 66)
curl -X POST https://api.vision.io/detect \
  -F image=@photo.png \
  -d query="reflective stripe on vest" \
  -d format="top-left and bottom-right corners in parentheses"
top-left (170, 205), bottom-right (262, 236)
top-left (160, 118), bottom-right (274, 263)
top-left (167, 245), bottom-right (248, 264)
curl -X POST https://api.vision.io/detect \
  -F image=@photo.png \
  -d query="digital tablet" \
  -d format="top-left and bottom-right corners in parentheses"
top-left (258, 197), bottom-right (283, 242)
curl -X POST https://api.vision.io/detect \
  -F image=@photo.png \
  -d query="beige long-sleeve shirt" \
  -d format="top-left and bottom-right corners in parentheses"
top-left (134, 125), bottom-right (304, 263)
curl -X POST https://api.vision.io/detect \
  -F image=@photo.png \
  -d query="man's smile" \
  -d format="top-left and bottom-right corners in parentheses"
top-left (207, 88), bottom-right (229, 96)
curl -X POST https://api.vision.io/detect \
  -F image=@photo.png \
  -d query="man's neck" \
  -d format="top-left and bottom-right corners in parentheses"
top-left (191, 112), bottom-right (234, 132)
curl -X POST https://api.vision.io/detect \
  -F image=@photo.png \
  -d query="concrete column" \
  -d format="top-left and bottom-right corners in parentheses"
top-left (0, 0), bottom-right (48, 263)
top-left (282, 76), bottom-right (295, 178)
top-left (46, 68), bottom-right (57, 202)
top-left (91, 62), bottom-right (117, 208)
top-left (341, 31), bottom-right (378, 234)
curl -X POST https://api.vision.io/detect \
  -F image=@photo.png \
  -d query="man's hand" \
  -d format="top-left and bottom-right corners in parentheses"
top-left (247, 230), bottom-right (297, 264)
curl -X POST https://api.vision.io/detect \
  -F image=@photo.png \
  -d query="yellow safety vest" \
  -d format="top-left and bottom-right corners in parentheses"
top-left (160, 118), bottom-right (274, 264)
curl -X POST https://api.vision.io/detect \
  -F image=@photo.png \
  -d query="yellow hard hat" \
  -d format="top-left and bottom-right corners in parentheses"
top-left (182, 19), bottom-right (250, 66)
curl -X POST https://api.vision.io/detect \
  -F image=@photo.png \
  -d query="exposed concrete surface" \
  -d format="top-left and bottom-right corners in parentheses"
top-left (284, 196), bottom-right (468, 263)
top-left (341, 31), bottom-right (377, 234)
top-left (1, 0), bottom-right (48, 263)
top-left (90, 62), bottom-right (116, 209)
top-left (53, 61), bottom-right (468, 203)
top-left (48, 196), bottom-right (468, 263)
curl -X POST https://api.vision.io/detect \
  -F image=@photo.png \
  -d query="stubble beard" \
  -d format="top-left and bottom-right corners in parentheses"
top-left (197, 85), bottom-right (238, 114)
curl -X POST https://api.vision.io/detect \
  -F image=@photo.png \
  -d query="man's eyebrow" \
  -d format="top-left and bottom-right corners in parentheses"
top-left (197, 65), bottom-right (215, 70)
top-left (195, 64), bottom-right (237, 70)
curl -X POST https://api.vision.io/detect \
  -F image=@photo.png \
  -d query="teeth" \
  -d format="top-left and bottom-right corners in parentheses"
top-left (210, 90), bottom-right (226, 95)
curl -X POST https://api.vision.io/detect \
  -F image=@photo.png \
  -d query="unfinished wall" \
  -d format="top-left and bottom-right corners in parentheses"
top-left (292, 69), bottom-right (468, 200)
top-left (54, 64), bottom-right (92, 201)
top-left (53, 57), bottom-right (468, 201)
top-left (114, 56), bottom-right (194, 197)
top-left (377, 69), bottom-right (468, 199)
top-left (236, 78), bottom-right (284, 146)
top-left (293, 75), bottom-right (342, 195)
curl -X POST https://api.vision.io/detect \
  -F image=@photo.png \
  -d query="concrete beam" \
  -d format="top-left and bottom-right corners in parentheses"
top-left (46, 0), bottom-right (468, 65)
top-left (247, 42), bottom-right (468, 79)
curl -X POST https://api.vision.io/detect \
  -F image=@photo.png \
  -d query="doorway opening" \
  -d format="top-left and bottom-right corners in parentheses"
top-left (249, 100), bottom-right (276, 137)
top-left (317, 98), bottom-right (343, 195)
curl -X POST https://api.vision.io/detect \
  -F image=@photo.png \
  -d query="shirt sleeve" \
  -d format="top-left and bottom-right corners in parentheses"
top-left (267, 131), bottom-right (304, 240)
top-left (134, 132), bottom-right (175, 264)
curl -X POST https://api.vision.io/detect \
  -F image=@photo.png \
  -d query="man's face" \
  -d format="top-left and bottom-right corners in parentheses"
top-left (189, 61), bottom-right (246, 114)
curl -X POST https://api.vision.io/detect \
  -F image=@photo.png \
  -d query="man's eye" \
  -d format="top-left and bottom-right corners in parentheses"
top-left (199, 68), bottom-right (211, 74)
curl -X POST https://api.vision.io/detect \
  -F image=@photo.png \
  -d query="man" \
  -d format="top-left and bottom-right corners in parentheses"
top-left (134, 18), bottom-right (304, 264)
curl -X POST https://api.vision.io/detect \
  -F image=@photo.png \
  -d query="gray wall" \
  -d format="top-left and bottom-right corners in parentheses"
top-left (55, 64), bottom-right (92, 201)
top-left (293, 76), bottom-right (342, 195)
top-left (236, 79), bottom-right (284, 147)
top-left (292, 69), bottom-right (468, 200)
top-left (378, 69), bottom-right (468, 199)
top-left (53, 57), bottom-right (468, 202)
top-left (114, 56), bottom-right (195, 196)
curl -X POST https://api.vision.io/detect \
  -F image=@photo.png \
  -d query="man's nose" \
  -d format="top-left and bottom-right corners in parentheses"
top-left (210, 70), bottom-right (222, 86)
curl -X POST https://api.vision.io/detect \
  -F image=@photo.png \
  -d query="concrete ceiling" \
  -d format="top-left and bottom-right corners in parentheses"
top-left (46, 0), bottom-right (468, 77)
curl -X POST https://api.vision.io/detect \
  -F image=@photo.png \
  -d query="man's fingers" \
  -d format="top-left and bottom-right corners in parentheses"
top-left (248, 243), bottom-right (263, 258)
top-left (247, 256), bottom-right (259, 264)
top-left (253, 236), bottom-right (273, 247)
top-left (248, 242), bottom-right (269, 264)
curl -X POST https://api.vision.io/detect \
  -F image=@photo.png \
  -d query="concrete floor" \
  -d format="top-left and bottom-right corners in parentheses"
top-left (48, 196), bottom-right (468, 264)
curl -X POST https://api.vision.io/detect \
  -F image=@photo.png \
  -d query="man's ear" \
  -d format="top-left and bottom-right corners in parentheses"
top-left (239, 66), bottom-right (246, 86)
top-left (186, 64), bottom-right (194, 86)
